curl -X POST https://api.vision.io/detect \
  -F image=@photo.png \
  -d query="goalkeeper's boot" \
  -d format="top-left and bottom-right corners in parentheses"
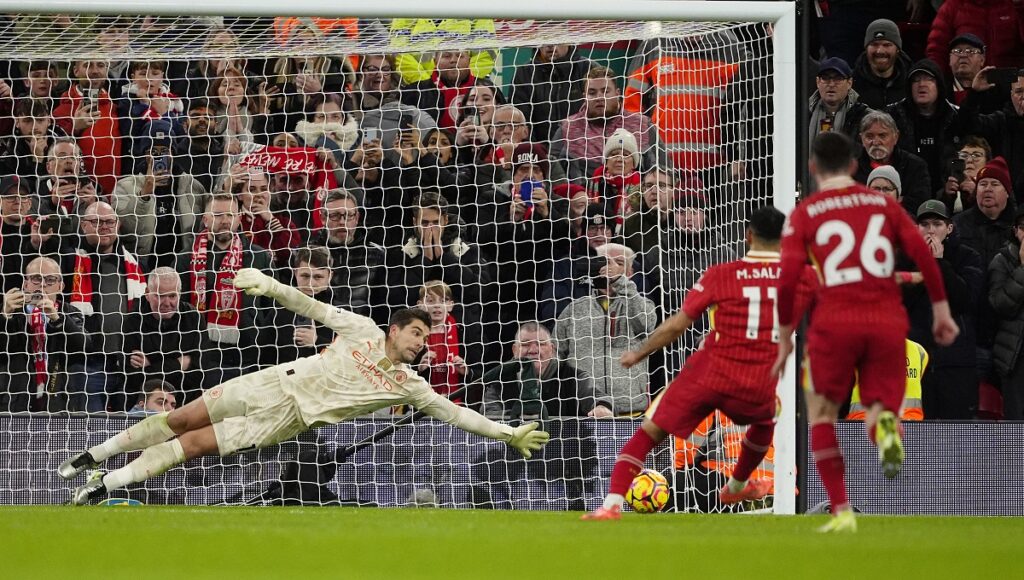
top-left (719, 478), bottom-right (773, 505)
top-left (580, 505), bottom-right (621, 521)
top-left (875, 410), bottom-right (904, 479)
top-left (817, 509), bottom-right (857, 534)
top-left (70, 470), bottom-right (107, 506)
top-left (58, 451), bottom-right (99, 480)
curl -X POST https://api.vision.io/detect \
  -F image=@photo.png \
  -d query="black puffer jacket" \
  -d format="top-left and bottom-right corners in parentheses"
top-left (989, 241), bottom-right (1024, 375)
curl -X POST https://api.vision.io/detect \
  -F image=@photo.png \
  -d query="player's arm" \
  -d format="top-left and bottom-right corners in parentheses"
top-left (414, 389), bottom-right (550, 458)
top-left (772, 212), bottom-right (810, 376)
top-left (232, 268), bottom-right (374, 335)
top-left (620, 309), bottom-right (695, 369)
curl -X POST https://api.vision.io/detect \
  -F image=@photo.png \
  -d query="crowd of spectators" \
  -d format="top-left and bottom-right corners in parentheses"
top-left (0, 8), bottom-right (1022, 429)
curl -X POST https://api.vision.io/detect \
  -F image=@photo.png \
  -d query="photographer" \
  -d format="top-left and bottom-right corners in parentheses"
top-left (36, 137), bottom-right (101, 255)
top-left (0, 256), bottom-right (89, 412)
top-left (554, 242), bottom-right (657, 416)
top-left (939, 137), bottom-right (993, 215)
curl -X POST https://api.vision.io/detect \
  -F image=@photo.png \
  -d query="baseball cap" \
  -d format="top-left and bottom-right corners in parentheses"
top-left (949, 33), bottom-right (986, 53)
top-left (0, 175), bottom-right (30, 197)
top-left (916, 199), bottom-right (950, 221)
top-left (817, 57), bottom-right (852, 78)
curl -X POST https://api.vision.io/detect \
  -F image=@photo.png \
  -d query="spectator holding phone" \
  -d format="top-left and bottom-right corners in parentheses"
top-left (259, 246), bottom-right (337, 366)
top-left (112, 121), bottom-right (208, 268)
top-left (0, 256), bottom-right (89, 412)
top-left (941, 137), bottom-right (993, 215)
top-left (53, 60), bottom-right (121, 195)
top-left (117, 60), bottom-right (185, 175)
top-left (0, 98), bottom-right (67, 190)
top-left (36, 137), bottom-right (101, 254)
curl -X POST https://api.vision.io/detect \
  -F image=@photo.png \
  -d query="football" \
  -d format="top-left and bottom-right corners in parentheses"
top-left (625, 469), bottom-right (670, 513)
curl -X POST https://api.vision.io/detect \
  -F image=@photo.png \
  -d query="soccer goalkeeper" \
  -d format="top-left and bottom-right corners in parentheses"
top-left (60, 269), bottom-right (550, 505)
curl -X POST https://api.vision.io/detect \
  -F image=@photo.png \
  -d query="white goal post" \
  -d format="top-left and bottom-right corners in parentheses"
top-left (0, 0), bottom-right (798, 513)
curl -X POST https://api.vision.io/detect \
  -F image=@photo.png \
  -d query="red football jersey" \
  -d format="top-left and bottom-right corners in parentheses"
top-left (682, 251), bottom-right (816, 401)
top-left (777, 180), bottom-right (947, 328)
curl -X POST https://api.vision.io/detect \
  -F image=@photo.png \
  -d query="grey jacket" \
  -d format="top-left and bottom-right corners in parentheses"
top-left (111, 174), bottom-right (208, 257)
top-left (553, 275), bottom-right (657, 414)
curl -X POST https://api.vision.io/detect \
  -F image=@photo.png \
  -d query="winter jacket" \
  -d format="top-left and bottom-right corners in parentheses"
top-left (551, 108), bottom-right (667, 183)
top-left (886, 95), bottom-right (964, 194)
top-left (958, 91), bottom-right (1024, 202)
top-left (480, 358), bottom-right (603, 420)
top-left (53, 84), bottom-right (122, 195)
top-left (553, 275), bottom-right (657, 414)
top-left (0, 300), bottom-right (89, 412)
top-left (111, 173), bottom-right (208, 259)
top-left (926, 0), bottom-right (1024, 71)
top-left (900, 234), bottom-right (983, 369)
top-left (854, 146), bottom-right (933, 215)
top-left (852, 50), bottom-right (913, 111)
top-left (989, 242), bottom-right (1024, 374)
top-left (808, 87), bottom-right (872, 145)
top-left (954, 205), bottom-right (1017, 347)
top-left (122, 299), bottom-right (206, 399)
top-left (509, 48), bottom-right (593, 145)
top-left (258, 287), bottom-right (338, 367)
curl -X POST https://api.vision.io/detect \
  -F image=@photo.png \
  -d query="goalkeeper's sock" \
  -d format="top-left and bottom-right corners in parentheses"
top-left (89, 412), bottom-right (176, 462)
top-left (102, 439), bottom-right (186, 492)
top-left (605, 428), bottom-right (659, 508)
top-left (730, 423), bottom-right (774, 483)
top-left (811, 422), bottom-right (849, 513)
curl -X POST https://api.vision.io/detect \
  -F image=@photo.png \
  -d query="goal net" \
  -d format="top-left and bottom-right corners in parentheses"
top-left (0, 8), bottom-right (794, 512)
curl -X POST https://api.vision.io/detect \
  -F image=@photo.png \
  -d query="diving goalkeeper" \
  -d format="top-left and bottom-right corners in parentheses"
top-left (60, 269), bottom-right (550, 505)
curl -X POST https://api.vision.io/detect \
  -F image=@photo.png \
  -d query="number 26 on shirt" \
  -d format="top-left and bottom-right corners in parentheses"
top-left (816, 214), bottom-right (894, 287)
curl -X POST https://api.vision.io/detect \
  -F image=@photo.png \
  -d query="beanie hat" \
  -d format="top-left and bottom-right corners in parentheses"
top-left (674, 175), bottom-right (707, 208)
top-left (977, 156), bottom-right (1013, 195)
top-left (552, 183), bottom-right (587, 199)
top-left (864, 19), bottom-right (902, 51)
top-left (581, 203), bottom-right (612, 233)
top-left (603, 128), bottom-right (641, 168)
top-left (510, 143), bottom-right (549, 179)
top-left (866, 165), bottom-right (902, 196)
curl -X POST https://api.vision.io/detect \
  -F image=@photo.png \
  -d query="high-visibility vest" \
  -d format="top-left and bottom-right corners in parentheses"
top-left (388, 19), bottom-right (496, 85)
top-left (623, 54), bottom-right (738, 172)
top-left (847, 339), bottom-right (927, 421)
top-left (273, 17), bottom-right (359, 46)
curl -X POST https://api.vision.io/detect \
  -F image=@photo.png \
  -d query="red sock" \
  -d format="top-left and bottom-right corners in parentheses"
top-left (608, 428), bottom-right (659, 496)
top-left (732, 423), bottom-right (774, 482)
top-left (811, 422), bottom-right (849, 513)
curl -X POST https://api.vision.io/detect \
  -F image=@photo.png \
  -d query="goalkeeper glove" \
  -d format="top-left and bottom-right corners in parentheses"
top-left (232, 268), bottom-right (278, 297)
top-left (508, 422), bottom-right (550, 459)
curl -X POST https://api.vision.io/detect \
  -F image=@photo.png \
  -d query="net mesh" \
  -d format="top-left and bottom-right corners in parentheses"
top-left (0, 14), bottom-right (776, 512)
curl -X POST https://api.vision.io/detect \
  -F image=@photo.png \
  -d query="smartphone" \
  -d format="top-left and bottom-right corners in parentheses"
top-left (519, 180), bottom-right (542, 207)
top-left (362, 127), bottom-right (381, 143)
top-left (947, 158), bottom-right (966, 182)
top-left (151, 146), bottom-right (172, 176)
top-left (38, 214), bottom-right (60, 233)
top-left (462, 106), bottom-right (480, 126)
top-left (399, 114), bottom-right (416, 131)
top-left (985, 67), bottom-right (1021, 86)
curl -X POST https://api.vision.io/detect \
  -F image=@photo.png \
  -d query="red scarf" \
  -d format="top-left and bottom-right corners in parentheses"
top-left (426, 314), bottom-right (463, 402)
top-left (27, 305), bottom-right (49, 408)
top-left (238, 145), bottom-right (338, 232)
top-left (432, 70), bottom-right (476, 131)
top-left (191, 231), bottom-right (244, 344)
top-left (588, 167), bottom-right (641, 226)
top-left (69, 246), bottom-right (146, 315)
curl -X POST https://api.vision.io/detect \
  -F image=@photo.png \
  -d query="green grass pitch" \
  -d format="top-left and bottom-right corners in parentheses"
top-left (2, 507), bottom-right (1017, 579)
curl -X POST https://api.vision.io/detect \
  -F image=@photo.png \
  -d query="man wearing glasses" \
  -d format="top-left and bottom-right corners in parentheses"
top-left (0, 176), bottom-right (44, 291)
top-left (64, 201), bottom-right (146, 412)
top-left (0, 256), bottom-right (89, 412)
top-left (808, 57), bottom-right (870, 145)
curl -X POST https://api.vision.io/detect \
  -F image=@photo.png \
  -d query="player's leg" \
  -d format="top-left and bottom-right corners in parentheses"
top-left (58, 393), bottom-right (213, 480)
top-left (805, 333), bottom-right (860, 533)
top-left (858, 329), bottom-right (909, 478)
top-left (719, 422), bottom-right (775, 503)
top-left (71, 425), bottom-right (221, 505)
top-left (583, 378), bottom-right (712, 521)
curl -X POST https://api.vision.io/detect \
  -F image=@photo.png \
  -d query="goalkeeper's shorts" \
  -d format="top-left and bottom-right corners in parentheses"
top-left (203, 366), bottom-right (307, 456)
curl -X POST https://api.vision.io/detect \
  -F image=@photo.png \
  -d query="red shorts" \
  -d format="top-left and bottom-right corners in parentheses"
top-left (805, 321), bottom-right (905, 412)
top-left (650, 356), bottom-right (777, 438)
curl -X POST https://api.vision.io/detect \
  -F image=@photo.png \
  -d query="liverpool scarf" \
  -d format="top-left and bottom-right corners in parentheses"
top-left (191, 231), bottom-right (244, 345)
top-left (69, 246), bottom-right (146, 315)
top-left (238, 144), bottom-right (339, 232)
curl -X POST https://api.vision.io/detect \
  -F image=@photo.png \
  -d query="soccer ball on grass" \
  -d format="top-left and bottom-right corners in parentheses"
top-left (625, 469), bottom-right (670, 513)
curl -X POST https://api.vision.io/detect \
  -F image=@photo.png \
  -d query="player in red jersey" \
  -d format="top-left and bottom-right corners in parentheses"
top-left (772, 132), bottom-right (959, 533)
top-left (583, 206), bottom-right (816, 521)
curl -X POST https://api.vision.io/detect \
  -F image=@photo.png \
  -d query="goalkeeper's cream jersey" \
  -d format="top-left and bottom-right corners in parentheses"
top-left (268, 283), bottom-right (513, 441)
